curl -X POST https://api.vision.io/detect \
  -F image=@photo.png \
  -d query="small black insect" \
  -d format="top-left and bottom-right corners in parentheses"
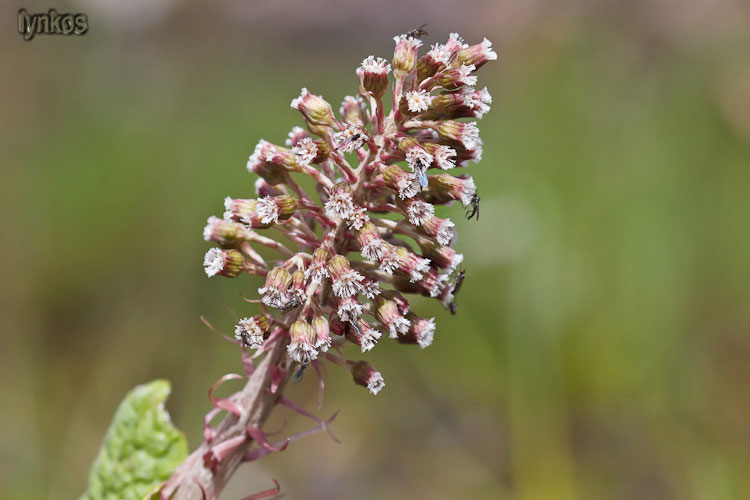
top-left (349, 320), bottom-right (362, 335)
top-left (465, 192), bottom-right (480, 221)
top-left (406, 24), bottom-right (429, 39)
top-left (452, 269), bottom-right (466, 296)
top-left (448, 300), bottom-right (458, 315)
top-left (293, 363), bottom-right (308, 384)
top-left (280, 297), bottom-right (300, 311)
top-left (335, 133), bottom-right (361, 151)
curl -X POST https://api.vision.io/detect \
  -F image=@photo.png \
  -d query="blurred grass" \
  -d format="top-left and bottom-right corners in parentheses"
top-left (1, 17), bottom-right (750, 500)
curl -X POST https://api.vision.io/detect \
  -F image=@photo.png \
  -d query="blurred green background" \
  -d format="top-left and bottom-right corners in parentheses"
top-left (2, 1), bottom-right (750, 498)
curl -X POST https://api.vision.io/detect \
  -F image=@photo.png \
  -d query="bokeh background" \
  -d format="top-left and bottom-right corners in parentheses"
top-left (2, 1), bottom-right (750, 498)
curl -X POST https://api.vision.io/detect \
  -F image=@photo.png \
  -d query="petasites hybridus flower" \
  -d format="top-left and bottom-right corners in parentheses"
top-left (201, 31), bottom-right (496, 395)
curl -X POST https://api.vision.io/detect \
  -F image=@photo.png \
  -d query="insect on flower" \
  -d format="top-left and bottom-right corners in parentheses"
top-left (293, 363), bottom-right (308, 384)
top-left (406, 24), bottom-right (429, 39)
top-left (464, 192), bottom-right (480, 221)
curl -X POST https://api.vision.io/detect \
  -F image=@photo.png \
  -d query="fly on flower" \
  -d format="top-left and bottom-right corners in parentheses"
top-left (406, 24), bottom-right (429, 39)
top-left (293, 363), bottom-right (308, 384)
top-left (464, 192), bottom-right (480, 221)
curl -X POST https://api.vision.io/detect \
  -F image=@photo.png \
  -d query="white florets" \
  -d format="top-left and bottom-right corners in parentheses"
top-left (203, 248), bottom-right (224, 277)
top-left (406, 147), bottom-right (433, 172)
top-left (457, 64), bottom-right (478, 87)
top-left (367, 372), bottom-right (385, 395)
top-left (362, 238), bottom-right (387, 261)
top-left (324, 191), bottom-right (355, 219)
top-left (359, 326), bottom-right (382, 352)
top-left (285, 126), bottom-right (307, 147)
top-left (203, 216), bottom-right (221, 241)
top-left (482, 38), bottom-right (498, 61)
top-left (287, 340), bottom-right (318, 363)
top-left (290, 88), bottom-right (309, 110)
top-left (360, 55), bottom-right (391, 75)
top-left (333, 125), bottom-right (368, 153)
top-left (407, 200), bottom-right (435, 226)
top-left (234, 317), bottom-right (265, 348)
top-left (459, 176), bottom-right (476, 206)
top-left (256, 196), bottom-right (278, 224)
top-left (292, 137), bottom-right (318, 166)
top-left (405, 89), bottom-right (432, 113)
top-left (437, 219), bottom-right (456, 246)
top-left (459, 122), bottom-right (481, 151)
top-left (346, 206), bottom-right (370, 230)
top-left (397, 174), bottom-right (419, 199)
top-left (427, 43), bottom-right (451, 65)
top-left (434, 145), bottom-right (457, 170)
top-left (361, 281), bottom-right (381, 299)
top-left (332, 270), bottom-right (365, 297)
top-left (416, 318), bottom-right (436, 349)
top-left (338, 301), bottom-right (363, 322)
top-left (409, 257), bottom-right (432, 282)
top-left (378, 248), bottom-right (400, 274)
top-left (449, 32), bottom-right (468, 49)
top-left (257, 286), bottom-right (289, 309)
top-left (388, 317), bottom-right (412, 339)
top-left (304, 262), bottom-right (329, 284)
top-left (393, 33), bottom-right (423, 49)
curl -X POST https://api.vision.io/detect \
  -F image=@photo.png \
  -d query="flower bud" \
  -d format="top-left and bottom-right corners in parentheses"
top-left (247, 140), bottom-right (293, 185)
top-left (350, 360), bottom-right (385, 395)
top-left (290, 88), bottom-right (338, 134)
top-left (223, 197), bottom-right (272, 229)
top-left (452, 38), bottom-right (497, 70)
top-left (324, 182), bottom-right (355, 219)
top-left (393, 266), bottom-right (447, 298)
top-left (344, 319), bottom-right (382, 352)
top-left (358, 56), bottom-right (391, 98)
top-left (258, 267), bottom-right (293, 309)
top-left (203, 216), bottom-right (253, 247)
top-left (203, 248), bottom-right (245, 278)
top-left (254, 178), bottom-right (284, 198)
top-left (417, 43), bottom-right (451, 82)
top-left (357, 222), bottom-right (387, 260)
top-left (288, 319), bottom-right (317, 363)
top-left (375, 297), bottom-right (411, 338)
top-left (422, 64), bottom-right (477, 91)
top-left (305, 246), bottom-right (330, 283)
top-left (419, 240), bottom-right (463, 270)
top-left (234, 315), bottom-right (270, 348)
top-left (421, 216), bottom-right (456, 245)
top-left (289, 270), bottom-right (307, 306)
top-left (328, 255), bottom-right (365, 297)
top-left (392, 34), bottom-right (422, 81)
top-left (426, 173), bottom-right (476, 206)
top-left (312, 316), bottom-right (331, 352)
top-left (435, 120), bottom-right (480, 151)
top-left (339, 96), bottom-right (368, 128)
top-left (256, 194), bottom-right (297, 224)
top-left (397, 313), bottom-right (435, 349)
top-left (394, 246), bottom-right (431, 282)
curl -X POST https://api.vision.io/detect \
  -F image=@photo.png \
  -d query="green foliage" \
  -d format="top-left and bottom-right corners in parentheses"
top-left (79, 380), bottom-right (187, 500)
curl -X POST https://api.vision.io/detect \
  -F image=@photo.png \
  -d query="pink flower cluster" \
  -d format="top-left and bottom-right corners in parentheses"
top-left (203, 32), bottom-right (495, 395)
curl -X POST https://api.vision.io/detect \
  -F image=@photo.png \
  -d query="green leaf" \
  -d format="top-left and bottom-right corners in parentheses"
top-left (80, 380), bottom-right (188, 500)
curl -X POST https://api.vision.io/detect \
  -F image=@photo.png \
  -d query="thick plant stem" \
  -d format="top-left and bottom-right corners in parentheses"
top-left (161, 340), bottom-right (288, 500)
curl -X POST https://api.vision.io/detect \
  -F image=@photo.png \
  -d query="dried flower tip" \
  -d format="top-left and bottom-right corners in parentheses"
top-left (404, 89), bottom-right (432, 113)
top-left (290, 88), bottom-right (338, 131)
top-left (258, 267), bottom-right (293, 309)
top-left (328, 255), bottom-right (365, 297)
top-left (375, 298), bottom-right (412, 338)
top-left (256, 194), bottom-right (297, 224)
top-left (339, 96), bottom-right (368, 127)
top-left (351, 360), bottom-right (385, 395)
top-left (422, 216), bottom-right (456, 246)
top-left (324, 182), bottom-right (356, 219)
top-left (288, 319), bottom-right (318, 363)
top-left (312, 316), bottom-right (331, 352)
top-left (305, 246), bottom-right (330, 283)
top-left (358, 56), bottom-right (391, 97)
top-left (203, 248), bottom-right (244, 278)
top-left (398, 313), bottom-right (436, 348)
top-left (333, 124), bottom-right (368, 153)
top-left (203, 216), bottom-right (252, 247)
top-left (392, 34), bottom-right (422, 80)
top-left (337, 296), bottom-right (363, 322)
top-left (234, 315), bottom-right (270, 348)
top-left (453, 37), bottom-right (497, 69)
